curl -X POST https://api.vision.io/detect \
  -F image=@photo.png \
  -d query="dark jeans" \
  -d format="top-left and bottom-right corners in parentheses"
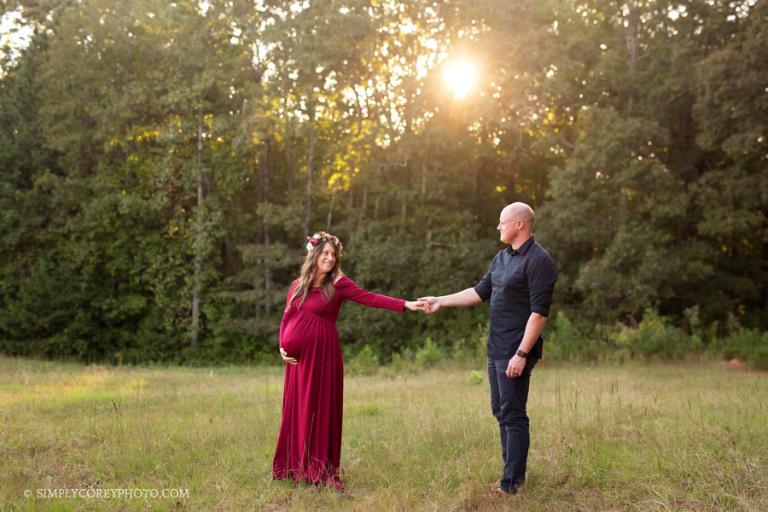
top-left (487, 356), bottom-right (537, 492)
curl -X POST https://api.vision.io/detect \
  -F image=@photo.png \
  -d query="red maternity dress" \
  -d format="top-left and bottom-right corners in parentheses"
top-left (271, 276), bottom-right (405, 488)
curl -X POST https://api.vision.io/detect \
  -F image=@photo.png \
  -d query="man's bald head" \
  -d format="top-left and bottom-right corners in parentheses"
top-left (497, 202), bottom-right (535, 248)
top-left (500, 202), bottom-right (535, 226)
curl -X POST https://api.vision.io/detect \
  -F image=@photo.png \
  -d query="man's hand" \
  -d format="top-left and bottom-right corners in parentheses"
top-left (279, 347), bottom-right (298, 365)
top-left (417, 296), bottom-right (442, 314)
top-left (505, 355), bottom-right (526, 378)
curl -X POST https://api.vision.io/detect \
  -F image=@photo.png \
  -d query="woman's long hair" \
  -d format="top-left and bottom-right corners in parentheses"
top-left (289, 240), bottom-right (343, 308)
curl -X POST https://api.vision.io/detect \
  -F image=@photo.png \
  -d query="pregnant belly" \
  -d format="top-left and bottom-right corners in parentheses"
top-left (280, 313), bottom-right (336, 357)
top-left (280, 321), bottom-right (303, 355)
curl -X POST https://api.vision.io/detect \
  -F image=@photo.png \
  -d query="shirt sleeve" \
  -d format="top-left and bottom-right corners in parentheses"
top-left (527, 253), bottom-right (558, 317)
top-left (473, 253), bottom-right (498, 302)
top-left (278, 280), bottom-right (299, 347)
top-left (336, 276), bottom-right (406, 312)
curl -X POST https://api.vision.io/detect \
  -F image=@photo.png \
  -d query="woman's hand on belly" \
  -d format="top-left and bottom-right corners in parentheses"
top-left (279, 347), bottom-right (298, 365)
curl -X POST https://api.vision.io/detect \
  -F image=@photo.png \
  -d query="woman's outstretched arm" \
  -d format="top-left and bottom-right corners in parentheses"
top-left (336, 276), bottom-right (426, 312)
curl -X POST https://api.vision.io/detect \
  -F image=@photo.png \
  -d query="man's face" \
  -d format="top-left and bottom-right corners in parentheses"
top-left (497, 214), bottom-right (521, 245)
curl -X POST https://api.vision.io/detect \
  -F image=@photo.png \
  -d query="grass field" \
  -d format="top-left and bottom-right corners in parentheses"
top-left (0, 356), bottom-right (766, 511)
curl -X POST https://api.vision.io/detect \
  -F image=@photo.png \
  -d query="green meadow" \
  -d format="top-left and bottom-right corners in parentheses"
top-left (0, 356), bottom-right (766, 511)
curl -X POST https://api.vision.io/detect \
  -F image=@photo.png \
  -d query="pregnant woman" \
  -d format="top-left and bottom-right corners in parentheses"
top-left (272, 231), bottom-right (427, 489)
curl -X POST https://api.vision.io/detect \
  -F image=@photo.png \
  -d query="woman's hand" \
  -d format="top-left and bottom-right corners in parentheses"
top-left (279, 347), bottom-right (298, 365)
top-left (405, 300), bottom-right (430, 313)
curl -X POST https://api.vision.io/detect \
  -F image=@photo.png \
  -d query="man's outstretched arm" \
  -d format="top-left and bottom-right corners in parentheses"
top-left (418, 288), bottom-right (483, 314)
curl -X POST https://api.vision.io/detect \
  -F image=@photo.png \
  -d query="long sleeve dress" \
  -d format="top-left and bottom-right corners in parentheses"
top-left (271, 276), bottom-right (406, 488)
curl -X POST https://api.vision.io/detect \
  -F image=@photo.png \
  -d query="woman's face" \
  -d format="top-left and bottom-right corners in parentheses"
top-left (315, 243), bottom-right (337, 276)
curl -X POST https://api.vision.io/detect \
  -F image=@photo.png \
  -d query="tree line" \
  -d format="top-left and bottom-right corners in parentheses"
top-left (0, 0), bottom-right (765, 364)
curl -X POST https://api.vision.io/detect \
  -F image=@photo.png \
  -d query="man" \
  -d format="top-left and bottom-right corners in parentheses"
top-left (420, 202), bottom-right (558, 495)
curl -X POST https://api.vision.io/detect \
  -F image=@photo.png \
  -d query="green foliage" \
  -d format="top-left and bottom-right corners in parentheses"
top-left (0, 0), bottom-right (766, 365)
top-left (346, 345), bottom-right (380, 376)
top-left (381, 349), bottom-right (420, 377)
top-left (720, 329), bottom-right (768, 371)
top-left (545, 311), bottom-right (602, 363)
top-left (415, 337), bottom-right (443, 369)
top-left (614, 310), bottom-right (700, 362)
top-left (467, 370), bottom-right (484, 385)
top-left (451, 332), bottom-right (486, 364)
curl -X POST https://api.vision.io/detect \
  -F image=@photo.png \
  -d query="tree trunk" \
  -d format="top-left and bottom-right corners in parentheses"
top-left (261, 138), bottom-right (272, 315)
top-left (347, 156), bottom-right (356, 214)
top-left (358, 179), bottom-right (368, 231)
top-left (422, 154), bottom-right (431, 249)
top-left (373, 166), bottom-right (381, 221)
top-left (191, 110), bottom-right (205, 348)
top-left (286, 116), bottom-right (294, 198)
top-left (304, 92), bottom-right (315, 235)
top-left (762, 212), bottom-right (768, 329)
top-left (326, 189), bottom-right (335, 232)
top-left (623, 0), bottom-right (639, 116)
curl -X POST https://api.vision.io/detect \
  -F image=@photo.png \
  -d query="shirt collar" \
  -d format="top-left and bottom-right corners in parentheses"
top-left (507, 236), bottom-right (535, 256)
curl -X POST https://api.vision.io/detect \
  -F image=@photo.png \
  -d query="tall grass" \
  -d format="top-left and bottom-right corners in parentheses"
top-left (0, 356), bottom-right (766, 511)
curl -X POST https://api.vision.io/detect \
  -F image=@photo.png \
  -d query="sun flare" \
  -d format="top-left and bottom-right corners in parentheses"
top-left (443, 58), bottom-right (478, 99)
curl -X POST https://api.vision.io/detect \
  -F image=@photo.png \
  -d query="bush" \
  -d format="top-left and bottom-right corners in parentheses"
top-left (380, 349), bottom-right (417, 376)
top-left (347, 345), bottom-right (380, 376)
top-left (451, 331), bottom-right (486, 363)
top-left (545, 311), bottom-right (598, 362)
top-left (614, 309), bottom-right (694, 361)
top-left (468, 370), bottom-right (484, 384)
top-left (415, 337), bottom-right (443, 369)
top-left (721, 328), bottom-right (768, 370)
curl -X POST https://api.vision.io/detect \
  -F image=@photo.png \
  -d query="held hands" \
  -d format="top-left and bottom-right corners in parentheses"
top-left (417, 296), bottom-right (441, 314)
top-left (404, 300), bottom-right (430, 313)
top-left (405, 297), bottom-right (443, 314)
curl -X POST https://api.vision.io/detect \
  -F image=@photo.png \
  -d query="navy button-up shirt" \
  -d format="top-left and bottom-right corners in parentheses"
top-left (474, 237), bottom-right (558, 360)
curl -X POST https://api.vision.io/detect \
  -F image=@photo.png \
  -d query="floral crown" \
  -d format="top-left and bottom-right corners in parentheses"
top-left (306, 231), bottom-right (343, 255)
